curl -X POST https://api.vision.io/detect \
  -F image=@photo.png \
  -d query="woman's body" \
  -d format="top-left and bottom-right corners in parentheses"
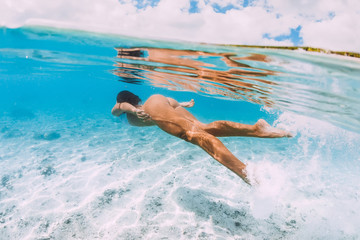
top-left (112, 92), bottom-right (292, 184)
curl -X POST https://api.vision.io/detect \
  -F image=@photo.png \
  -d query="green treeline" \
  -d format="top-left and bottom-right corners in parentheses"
top-left (224, 45), bottom-right (360, 58)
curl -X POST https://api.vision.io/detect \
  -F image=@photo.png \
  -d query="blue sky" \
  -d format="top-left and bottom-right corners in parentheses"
top-left (1, 0), bottom-right (359, 51)
top-left (263, 26), bottom-right (303, 46)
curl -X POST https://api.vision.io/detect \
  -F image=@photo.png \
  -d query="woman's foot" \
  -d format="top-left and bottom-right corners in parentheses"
top-left (180, 99), bottom-right (195, 108)
top-left (255, 119), bottom-right (293, 138)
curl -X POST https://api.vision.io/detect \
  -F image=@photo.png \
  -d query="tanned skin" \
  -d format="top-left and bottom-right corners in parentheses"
top-left (112, 94), bottom-right (292, 185)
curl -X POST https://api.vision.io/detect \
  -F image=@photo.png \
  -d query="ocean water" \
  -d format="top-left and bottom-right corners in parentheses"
top-left (0, 26), bottom-right (360, 239)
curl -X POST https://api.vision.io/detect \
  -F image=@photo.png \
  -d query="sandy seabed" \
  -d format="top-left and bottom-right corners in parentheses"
top-left (1, 109), bottom-right (360, 240)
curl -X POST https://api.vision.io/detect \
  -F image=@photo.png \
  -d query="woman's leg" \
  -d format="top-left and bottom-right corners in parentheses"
top-left (167, 97), bottom-right (194, 108)
top-left (165, 97), bottom-right (291, 138)
top-left (202, 119), bottom-right (292, 138)
top-left (184, 130), bottom-right (250, 184)
top-left (151, 116), bottom-right (250, 184)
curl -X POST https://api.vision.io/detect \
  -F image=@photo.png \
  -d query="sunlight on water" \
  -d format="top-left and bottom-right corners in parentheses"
top-left (0, 27), bottom-right (360, 239)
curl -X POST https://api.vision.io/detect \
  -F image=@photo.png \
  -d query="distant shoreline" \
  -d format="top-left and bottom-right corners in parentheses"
top-left (4, 25), bottom-right (359, 59)
top-left (220, 44), bottom-right (360, 59)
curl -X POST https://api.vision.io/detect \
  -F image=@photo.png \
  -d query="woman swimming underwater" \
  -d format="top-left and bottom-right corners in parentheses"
top-left (112, 91), bottom-right (292, 184)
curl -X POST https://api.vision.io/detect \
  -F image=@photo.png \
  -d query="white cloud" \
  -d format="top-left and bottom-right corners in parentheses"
top-left (1, 0), bottom-right (359, 52)
top-left (256, 0), bottom-right (360, 51)
top-left (302, 13), bottom-right (360, 51)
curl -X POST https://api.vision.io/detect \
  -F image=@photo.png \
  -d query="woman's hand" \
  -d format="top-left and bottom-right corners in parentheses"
top-left (135, 109), bottom-right (151, 121)
top-left (111, 103), bottom-right (123, 116)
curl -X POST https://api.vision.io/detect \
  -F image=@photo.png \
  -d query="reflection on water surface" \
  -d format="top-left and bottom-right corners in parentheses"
top-left (113, 47), bottom-right (360, 133)
top-left (113, 47), bottom-right (278, 106)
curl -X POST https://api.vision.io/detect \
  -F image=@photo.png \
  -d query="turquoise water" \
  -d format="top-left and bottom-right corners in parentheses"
top-left (1, 27), bottom-right (360, 239)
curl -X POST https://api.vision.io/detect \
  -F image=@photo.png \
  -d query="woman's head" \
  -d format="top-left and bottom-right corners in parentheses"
top-left (116, 91), bottom-right (141, 106)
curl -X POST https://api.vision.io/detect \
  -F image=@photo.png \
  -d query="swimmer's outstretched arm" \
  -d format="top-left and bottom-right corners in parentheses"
top-left (111, 102), bottom-right (150, 120)
top-left (111, 102), bottom-right (136, 116)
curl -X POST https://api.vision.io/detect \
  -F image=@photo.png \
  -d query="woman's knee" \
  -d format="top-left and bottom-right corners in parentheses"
top-left (180, 130), bottom-right (207, 144)
top-left (178, 130), bottom-right (193, 142)
top-left (202, 121), bottom-right (221, 135)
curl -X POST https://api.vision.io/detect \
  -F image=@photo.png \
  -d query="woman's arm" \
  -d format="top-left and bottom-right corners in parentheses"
top-left (111, 102), bottom-right (137, 116)
top-left (111, 102), bottom-right (151, 121)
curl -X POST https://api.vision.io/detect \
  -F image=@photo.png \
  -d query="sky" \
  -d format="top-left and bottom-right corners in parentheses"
top-left (1, 0), bottom-right (360, 52)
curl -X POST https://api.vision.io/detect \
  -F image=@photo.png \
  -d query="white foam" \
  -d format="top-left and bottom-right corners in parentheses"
top-left (247, 160), bottom-right (288, 219)
top-left (243, 111), bottom-right (360, 237)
